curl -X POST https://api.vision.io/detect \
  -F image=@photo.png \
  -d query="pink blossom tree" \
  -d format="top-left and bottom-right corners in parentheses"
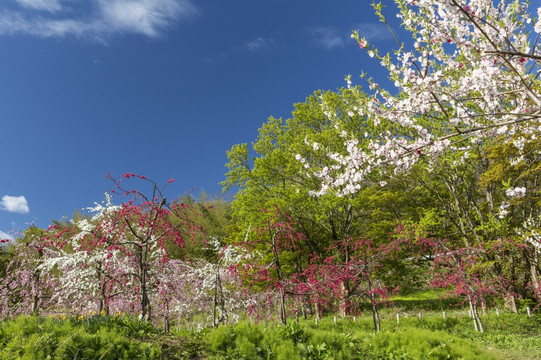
top-left (0, 226), bottom-right (61, 318)
top-left (239, 210), bottom-right (306, 325)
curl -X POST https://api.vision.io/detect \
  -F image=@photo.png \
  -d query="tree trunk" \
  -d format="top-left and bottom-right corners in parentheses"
top-left (481, 298), bottom-right (486, 316)
top-left (164, 300), bottom-right (170, 333)
top-left (504, 292), bottom-right (518, 313)
top-left (138, 248), bottom-right (151, 322)
top-left (370, 297), bottom-right (381, 332)
top-left (368, 279), bottom-right (380, 332)
top-left (469, 298), bottom-right (484, 333)
top-left (279, 288), bottom-right (287, 325)
top-left (301, 296), bottom-right (310, 319)
top-left (213, 271), bottom-right (219, 327)
top-left (31, 247), bottom-right (43, 315)
top-left (529, 251), bottom-right (540, 294)
top-left (338, 281), bottom-right (349, 317)
top-left (213, 265), bottom-right (226, 327)
top-left (314, 301), bottom-right (322, 320)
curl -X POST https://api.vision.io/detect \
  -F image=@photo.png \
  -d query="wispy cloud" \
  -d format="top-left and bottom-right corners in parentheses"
top-left (1, 195), bottom-right (30, 214)
top-left (308, 26), bottom-right (345, 50)
top-left (15, 0), bottom-right (63, 12)
top-left (0, 0), bottom-right (198, 40)
top-left (243, 36), bottom-right (275, 52)
top-left (204, 36), bottom-right (277, 64)
top-left (0, 230), bottom-right (14, 241)
top-left (355, 22), bottom-right (393, 42)
top-left (308, 23), bottom-right (393, 51)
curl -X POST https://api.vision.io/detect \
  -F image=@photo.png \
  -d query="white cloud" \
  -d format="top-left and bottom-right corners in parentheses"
top-left (0, 230), bottom-right (14, 241)
top-left (244, 37), bottom-right (274, 51)
top-left (355, 22), bottom-right (393, 42)
top-left (14, 0), bottom-right (63, 12)
top-left (0, 0), bottom-right (198, 40)
top-left (308, 23), bottom-right (393, 51)
top-left (1, 195), bottom-right (30, 214)
top-left (308, 26), bottom-right (345, 50)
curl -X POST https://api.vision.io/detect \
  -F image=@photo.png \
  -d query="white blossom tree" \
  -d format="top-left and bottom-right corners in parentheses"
top-left (305, 0), bottom-right (541, 253)
top-left (308, 0), bottom-right (540, 195)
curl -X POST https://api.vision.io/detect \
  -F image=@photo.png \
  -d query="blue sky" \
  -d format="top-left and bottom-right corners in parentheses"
top-left (0, 0), bottom-right (395, 239)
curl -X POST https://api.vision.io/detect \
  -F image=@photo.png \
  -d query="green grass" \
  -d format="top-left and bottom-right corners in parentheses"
top-left (202, 319), bottom-right (497, 359)
top-left (201, 310), bottom-right (541, 360)
top-left (389, 289), bottom-right (464, 312)
top-left (1, 308), bottom-right (539, 359)
top-left (0, 315), bottom-right (163, 360)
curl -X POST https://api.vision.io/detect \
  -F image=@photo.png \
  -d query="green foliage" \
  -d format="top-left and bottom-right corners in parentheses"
top-left (390, 289), bottom-right (459, 312)
top-left (3, 311), bottom-right (540, 359)
top-left (0, 246), bottom-right (11, 279)
top-left (204, 319), bottom-right (497, 360)
top-left (165, 192), bottom-right (232, 261)
top-left (108, 313), bottom-right (156, 337)
top-left (0, 316), bottom-right (161, 360)
top-left (222, 89), bottom-right (384, 245)
top-left (205, 321), bottom-right (298, 360)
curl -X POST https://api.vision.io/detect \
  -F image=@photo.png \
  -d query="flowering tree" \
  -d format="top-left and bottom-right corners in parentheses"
top-left (0, 226), bottom-right (60, 318)
top-left (239, 210), bottom-right (307, 325)
top-left (308, 0), bottom-right (541, 201)
top-left (394, 225), bottom-right (522, 332)
top-left (0, 175), bottom-right (258, 331)
top-left (294, 236), bottom-right (395, 331)
top-left (151, 239), bottom-right (249, 331)
top-left (37, 204), bottom-right (131, 316)
top-left (298, 0), bottom-right (541, 309)
top-left (37, 175), bottom-right (202, 322)
top-left (89, 174), bottom-right (203, 322)
top-left (429, 242), bottom-right (494, 332)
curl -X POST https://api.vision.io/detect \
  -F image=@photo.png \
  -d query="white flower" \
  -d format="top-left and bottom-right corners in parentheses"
top-left (498, 202), bottom-right (510, 218)
top-left (506, 187), bottom-right (526, 198)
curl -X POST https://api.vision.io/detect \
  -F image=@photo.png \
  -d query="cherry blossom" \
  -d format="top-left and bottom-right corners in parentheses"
top-left (305, 0), bottom-right (541, 198)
